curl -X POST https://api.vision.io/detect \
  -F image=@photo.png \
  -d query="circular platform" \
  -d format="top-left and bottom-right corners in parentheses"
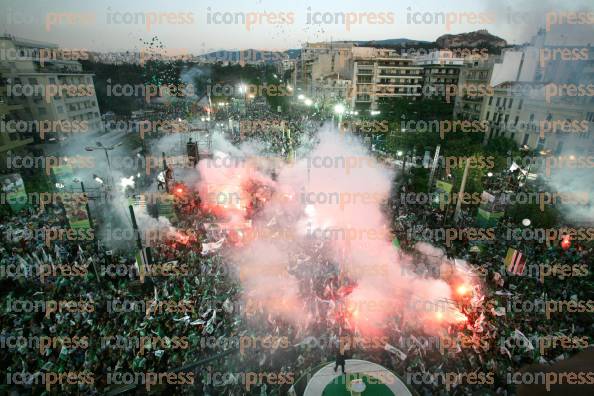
top-left (301, 359), bottom-right (413, 396)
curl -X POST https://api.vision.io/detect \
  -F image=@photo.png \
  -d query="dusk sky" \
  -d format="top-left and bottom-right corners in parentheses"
top-left (1, 0), bottom-right (592, 52)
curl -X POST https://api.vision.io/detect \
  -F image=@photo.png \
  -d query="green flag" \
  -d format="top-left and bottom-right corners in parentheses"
top-left (392, 238), bottom-right (400, 250)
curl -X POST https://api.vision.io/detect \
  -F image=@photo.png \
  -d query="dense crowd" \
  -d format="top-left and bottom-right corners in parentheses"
top-left (1, 101), bottom-right (592, 396)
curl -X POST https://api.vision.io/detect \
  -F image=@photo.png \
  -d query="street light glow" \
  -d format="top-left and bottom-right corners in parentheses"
top-left (334, 104), bottom-right (345, 114)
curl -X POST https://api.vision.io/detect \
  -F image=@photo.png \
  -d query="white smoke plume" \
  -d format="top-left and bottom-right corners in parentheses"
top-left (196, 123), bottom-right (475, 337)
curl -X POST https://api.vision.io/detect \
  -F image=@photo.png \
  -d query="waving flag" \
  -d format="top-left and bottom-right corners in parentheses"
top-left (504, 248), bottom-right (526, 275)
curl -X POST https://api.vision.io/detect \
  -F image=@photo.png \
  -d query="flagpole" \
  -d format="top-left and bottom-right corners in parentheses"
top-left (454, 158), bottom-right (470, 223)
top-left (81, 181), bottom-right (102, 287)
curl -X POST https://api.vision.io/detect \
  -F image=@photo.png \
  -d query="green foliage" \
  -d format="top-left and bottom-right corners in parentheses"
top-left (81, 61), bottom-right (145, 115)
top-left (378, 97), bottom-right (454, 121)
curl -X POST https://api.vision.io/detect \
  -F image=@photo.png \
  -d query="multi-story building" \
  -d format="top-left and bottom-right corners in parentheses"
top-left (310, 73), bottom-right (351, 109)
top-left (481, 29), bottom-right (594, 157)
top-left (350, 47), bottom-right (423, 111)
top-left (296, 42), bottom-right (354, 97)
top-left (480, 81), bottom-right (530, 144)
top-left (0, 35), bottom-right (103, 143)
top-left (415, 50), bottom-right (464, 100)
top-left (453, 55), bottom-right (498, 121)
top-left (0, 69), bottom-right (33, 173)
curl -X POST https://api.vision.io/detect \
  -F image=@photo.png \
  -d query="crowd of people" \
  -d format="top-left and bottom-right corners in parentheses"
top-left (0, 99), bottom-right (592, 396)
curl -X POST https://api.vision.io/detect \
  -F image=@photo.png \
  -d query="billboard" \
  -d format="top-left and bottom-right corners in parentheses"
top-left (0, 173), bottom-right (28, 213)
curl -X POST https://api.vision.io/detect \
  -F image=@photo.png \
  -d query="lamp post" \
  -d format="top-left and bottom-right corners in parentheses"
top-left (85, 141), bottom-right (122, 187)
top-left (334, 103), bottom-right (345, 128)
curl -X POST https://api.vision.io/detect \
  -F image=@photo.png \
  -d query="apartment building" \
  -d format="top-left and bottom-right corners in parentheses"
top-left (350, 47), bottom-right (423, 111)
top-left (481, 29), bottom-right (594, 156)
top-left (453, 55), bottom-right (498, 121)
top-left (0, 69), bottom-right (32, 173)
top-left (415, 50), bottom-right (464, 100)
top-left (0, 35), bottom-right (103, 142)
top-left (297, 42), bottom-right (354, 97)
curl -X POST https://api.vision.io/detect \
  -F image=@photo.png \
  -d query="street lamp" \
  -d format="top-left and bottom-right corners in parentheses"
top-left (304, 98), bottom-right (313, 106)
top-left (85, 141), bottom-right (123, 170)
top-left (86, 141), bottom-right (122, 188)
top-left (334, 104), bottom-right (345, 128)
top-left (298, 94), bottom-right (305, 101)
top-left (334, 104), bottom-right (345, 114)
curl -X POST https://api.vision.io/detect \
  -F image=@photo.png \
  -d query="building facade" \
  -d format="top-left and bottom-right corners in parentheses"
top-left (415, 50), bottom-right (464, 100)
top-left (0, 35), bottom-right (103, 144)
top-left (350, 47), bottom-right (423, 111)
top-left (454, 55), bottom-right (498, 121)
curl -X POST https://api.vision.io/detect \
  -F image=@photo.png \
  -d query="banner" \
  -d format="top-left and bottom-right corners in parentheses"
top-left (432, 180), bottom-right (453, 208)
top-left (157, 193), bottom-right (177, 222)
top-left (51, 165), bottom-right (75, 188)
top-left (504, 247), bottom-right (526, 275)
top-left (62, 193), bottom-right (91, 229)
top-left (0, 173), bottom-right (28, 213)
top-left (476, 192), bottom-right (505, 227)
top-left (476, 207), bottom-right (504, 227)
top-left (51, 165), bottom-right (91, 229)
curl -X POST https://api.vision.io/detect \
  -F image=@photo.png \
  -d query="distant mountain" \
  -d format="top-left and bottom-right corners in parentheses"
top-left (357, 38), bottom-right (431, 46)
top-left (436, 29), bottom-right (507, 48)
top-left (286, 49), bottom-right (301, 59)
top-left (195, 32), bottom-right (508, 64)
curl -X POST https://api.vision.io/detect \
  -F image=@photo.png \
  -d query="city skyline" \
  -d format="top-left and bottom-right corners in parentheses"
top-left (2, 0), bottom-right (592, 53)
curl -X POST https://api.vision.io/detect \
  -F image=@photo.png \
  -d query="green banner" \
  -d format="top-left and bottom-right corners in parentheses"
top-left (476, 207), bottom-right (504, 227)
top-left (1, 173), bottom-right (28, 213)
top-left (51, 165), bottom-right (74, 187)
top-left (50, 165), bottom-right (90, 228)
top-left (157, 193), bottom-right (177, 222)
top-left (435, 180), bottom-right (453, 194)
top-left (62, 193), bottom-right (91, 229)
top-left (433, 180), bottom-right (453, 208)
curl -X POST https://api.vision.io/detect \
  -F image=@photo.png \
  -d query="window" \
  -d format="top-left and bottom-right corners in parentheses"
top-left (486, 111), bottom-right (490, 120)
top-left (488, 97), bottom-right (493, 106)
top-left (57, 106), bottom-right (64, 113)
top-left (522, 134), bottom-right (529, 146)
top-left (514, 116), bottom-right (519, 126)
top-left (37, 107), bottom-right (47, 115)
top-left (518, 99), bottom-right (523, 110)
top-left (28, 78), bottom-right (37, 84)
top-left (496, 97), bottom-right (501, 107)
top-left (508, 98), bottom-right (513, 108)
